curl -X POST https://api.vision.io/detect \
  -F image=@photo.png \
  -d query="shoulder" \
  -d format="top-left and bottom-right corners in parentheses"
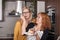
top-left (15, 19), bottom-right (23, 26)
top-left (41, 29), bottom-right (49, 40)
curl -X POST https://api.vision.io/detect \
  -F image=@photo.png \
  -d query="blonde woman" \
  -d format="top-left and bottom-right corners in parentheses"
top-left (14, 7), bottom-right (35, 40)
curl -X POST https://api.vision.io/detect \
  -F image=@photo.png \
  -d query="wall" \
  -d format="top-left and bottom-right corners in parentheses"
top-left (56, 0), bottom-right (60, 36)
top-left (0, 1), bottom-right (19, 37)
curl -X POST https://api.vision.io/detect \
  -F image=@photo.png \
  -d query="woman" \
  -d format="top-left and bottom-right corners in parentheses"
top-left (35, 12), bottom-right (51, 40)
top-left (14, 7), bottom-right (35, 40)
top-left (24, 12), bottom-right (51, 40)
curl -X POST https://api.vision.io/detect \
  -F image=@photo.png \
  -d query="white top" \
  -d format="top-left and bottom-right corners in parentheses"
top-left (23, 30), bottom-right (43, 39)
top-left (23, 31), bottom-right (43, 40)
top-left (36, 31), bottom-right (43, 39)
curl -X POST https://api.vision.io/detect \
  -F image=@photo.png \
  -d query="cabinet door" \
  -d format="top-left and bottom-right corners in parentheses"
top-left (0, 0), bottom-right (2, 21)
top-left (37, 1), bottom-right (45, 13)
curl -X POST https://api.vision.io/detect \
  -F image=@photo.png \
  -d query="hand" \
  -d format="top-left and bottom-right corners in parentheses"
top-left (28, 28), bottom-right (35, 35)
top-left (34, 26), bottom-right (38, 31)
top-left (20, 15), bottom-right (26, 22)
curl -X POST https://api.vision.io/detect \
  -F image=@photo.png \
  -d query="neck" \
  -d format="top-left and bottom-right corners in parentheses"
top-left (36, 24), bottom-right (44, 31)
top-left (26, 19), bottom-right (31, 23)
top-left (26, 18), bottom-right (32, 23)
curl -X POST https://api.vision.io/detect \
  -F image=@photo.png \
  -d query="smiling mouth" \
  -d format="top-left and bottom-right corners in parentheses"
top-left (24, 16), bottom-right (27, 18)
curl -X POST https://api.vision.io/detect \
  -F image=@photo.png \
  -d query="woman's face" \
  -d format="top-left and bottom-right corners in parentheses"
top-left (22, 9), bottom-right (31, 19)
top-left (36, 14), bottom-right (42, 24)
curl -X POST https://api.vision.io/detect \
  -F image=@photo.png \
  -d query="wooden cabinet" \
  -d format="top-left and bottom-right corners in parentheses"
top-left (0, 38), bottom-right (13, 40)
top-left (0, 37), bottom-right (13, 40)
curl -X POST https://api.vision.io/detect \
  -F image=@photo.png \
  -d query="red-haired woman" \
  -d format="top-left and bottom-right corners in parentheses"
top-left (26, 12), bottom-right (51, 40)
top-left (35, 12), bottom-right (51, 40)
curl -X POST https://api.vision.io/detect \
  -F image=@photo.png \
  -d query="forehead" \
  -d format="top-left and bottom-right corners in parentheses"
top-left (23, 9), bottom-right (29, 12)
top-left (37, 14), bottom-right (41, 17)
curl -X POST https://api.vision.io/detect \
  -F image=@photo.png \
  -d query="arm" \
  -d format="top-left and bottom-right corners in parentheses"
top-left (36, 34), bottom-right (40, 40)
top-left (20, 15), bottom-right (28, 35)
top-left (22, 21), bottom-right (28, 35)
top-left (14, 21), bottom-right (21, 40)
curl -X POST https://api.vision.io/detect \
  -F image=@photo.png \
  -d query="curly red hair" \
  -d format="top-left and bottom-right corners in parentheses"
top-left (37, 12), bottom-right (51, 30)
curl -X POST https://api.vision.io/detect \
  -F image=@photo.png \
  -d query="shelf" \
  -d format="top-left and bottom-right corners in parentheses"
top-left (8, 15), bottom-right (20, 17)
top-left (0, 36), bottom-right (13, 39)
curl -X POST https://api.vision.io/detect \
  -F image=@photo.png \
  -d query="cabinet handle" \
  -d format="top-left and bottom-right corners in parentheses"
top-left (0, 27), bottom-right (3, 28)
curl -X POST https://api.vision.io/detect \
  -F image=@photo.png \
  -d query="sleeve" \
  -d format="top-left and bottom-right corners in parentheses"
top-left (14, 21), bottom-right (21, 40)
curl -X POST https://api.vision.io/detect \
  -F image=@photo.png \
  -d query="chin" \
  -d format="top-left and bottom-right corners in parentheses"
top-left (26, 17), bottom-right (29, 19)
top-left (36, 22), bottom-right (40, 24)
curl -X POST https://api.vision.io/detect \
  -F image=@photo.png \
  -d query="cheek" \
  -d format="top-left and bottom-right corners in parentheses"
top-left (38, 19), bottom-right (41, 23)
top-left (36, 18), bottom-right (42, 23)
top-left (23, 14), bottom-right (26, 16)
top-left (36, 18), bottom-right (39, 23)
top-left (27, 13), bottom-right (30, 17)
top-left (24, 14), bottom-right (30, 19)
